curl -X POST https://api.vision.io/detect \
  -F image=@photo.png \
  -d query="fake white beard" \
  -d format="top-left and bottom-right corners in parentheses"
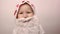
top-left (15, 15), bottom-right (40, 27)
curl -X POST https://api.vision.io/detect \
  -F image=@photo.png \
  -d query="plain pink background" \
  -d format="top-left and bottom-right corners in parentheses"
top-left (0, 0), bottom-right (60, 34)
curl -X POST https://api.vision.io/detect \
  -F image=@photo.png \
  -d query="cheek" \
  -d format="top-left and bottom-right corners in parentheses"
top-left (18, 14), bottom-right (23, 18)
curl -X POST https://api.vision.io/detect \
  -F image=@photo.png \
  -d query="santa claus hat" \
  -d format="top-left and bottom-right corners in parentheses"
top-left (14, 0), bottom-right (35, 17)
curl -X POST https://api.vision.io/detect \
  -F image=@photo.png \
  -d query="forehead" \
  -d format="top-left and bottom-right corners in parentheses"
top-left (19, 4), bottom-right (32, 11)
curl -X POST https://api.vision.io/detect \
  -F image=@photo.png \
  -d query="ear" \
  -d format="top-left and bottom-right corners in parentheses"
top-left (27, 1), bottom-right (30, 3)
top-left (16, 4), bottom-right (19, 8)
top-left (31, 4), bottom-right (35, 9)
top-left (22, 0), bottom-right (25, 3)
top-left (14, 10), bottom-right (17, 16)
top-left (31, 4), bottom-right (34, 7)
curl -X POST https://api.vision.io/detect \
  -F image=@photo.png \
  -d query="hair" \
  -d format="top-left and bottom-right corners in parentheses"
top-left (16, 2), bottom-right (34, 19)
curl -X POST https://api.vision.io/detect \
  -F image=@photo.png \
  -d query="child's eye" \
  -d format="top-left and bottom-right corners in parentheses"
top-left (27, 12), bottom-right (31, 14)
top-left (19, 12), bottom-right (23, 14)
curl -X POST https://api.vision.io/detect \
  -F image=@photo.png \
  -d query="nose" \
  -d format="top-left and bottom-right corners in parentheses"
top-left (23, 13), bottom-right (28, 18)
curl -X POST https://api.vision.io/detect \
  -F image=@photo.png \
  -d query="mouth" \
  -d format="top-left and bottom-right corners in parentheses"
top-left (17, 17), bottom-right (33, 23)
top-left (23, 18), bottom-right (32, 23)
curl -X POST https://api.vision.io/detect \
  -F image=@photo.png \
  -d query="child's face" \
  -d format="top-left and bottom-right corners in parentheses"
top-left (18, 4), bottom-right (34, 18)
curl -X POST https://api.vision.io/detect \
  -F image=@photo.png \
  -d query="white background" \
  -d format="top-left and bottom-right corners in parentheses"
top-left (0, 0), bottom-right (60, 34)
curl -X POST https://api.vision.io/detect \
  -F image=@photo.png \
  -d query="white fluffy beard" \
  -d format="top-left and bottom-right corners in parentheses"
top-left (13, 16), bottom-right (45, 34)
top-left (15, 15), bottom-right (40, 27)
